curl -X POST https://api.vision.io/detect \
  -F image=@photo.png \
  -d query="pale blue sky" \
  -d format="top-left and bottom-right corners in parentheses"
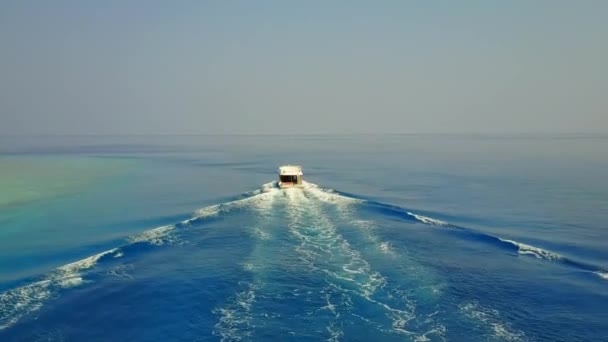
top-left (1, 1), bottom-right (606, 135)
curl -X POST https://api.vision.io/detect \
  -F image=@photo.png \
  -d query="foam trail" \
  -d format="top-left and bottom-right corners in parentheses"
top-left (290, 184), bottom-right (608, 283)
top-left (304, 184), bottom-right (450, 339)
top-left (356, 196), bottom-right (608, 281)
top-left (193, 182), bottom-right (279, 216)
top-left (596, 271), bottom-right (608, 280)
top-left (460, 302), bottom-right (527, 342)
top-left (0, 248), bottom-right (121, 330)
top-left (407, 213), bottom-right (449, 227)
top-left (327, 322), bottom-right (344, 342)
top-left (285, 188), bottom-right (433, 338)
top-left (213, 184), bottom-right (280, 341)
top-left (310, 183), bottom-right (608, 289)
top-left (287, 189), bottom-right (385, 296)
top-left (126, 182), bottom-right (279, 246)
top-left (1, 183), bottom-right (280, 332)
top-left (351, 219), bottom-right (402, 257)
top-left (304, 185), bottom-right (397, 258)
top-left (53, 249), bottom-right (120, 288)
top-left (193, 205), bottom-right (221, 218)
top-left (213, 283), bottom-right (258, 342)
top-left (302, 181), bottom-right (362, 206)
top-left (498, 238), bottom-right (562, 261)
top-left (0, 280), bottom-right (51, 331)
top-left (284, 189), bottom-right (350, 339)
top-left (127, 225), bottom-right (176, 246)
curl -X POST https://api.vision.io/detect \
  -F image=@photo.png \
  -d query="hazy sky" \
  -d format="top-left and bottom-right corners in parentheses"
top-left (1, 1), bottom-right (606, 135)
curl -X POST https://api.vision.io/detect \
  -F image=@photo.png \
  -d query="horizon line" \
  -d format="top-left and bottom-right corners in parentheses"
top-left (1, 132), bottom-right (608, 137)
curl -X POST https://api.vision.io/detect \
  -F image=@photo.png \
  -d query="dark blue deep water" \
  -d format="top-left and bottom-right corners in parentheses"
top-left (1, 135), bottom-right (607, 341)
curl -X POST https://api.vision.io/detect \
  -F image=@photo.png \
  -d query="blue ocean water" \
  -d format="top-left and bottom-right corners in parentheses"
top-left (0, 134), bottom-right (607, 341)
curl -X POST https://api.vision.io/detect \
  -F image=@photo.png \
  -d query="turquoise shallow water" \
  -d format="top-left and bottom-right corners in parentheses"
top-left (0, 135), bottom-right (607, 341)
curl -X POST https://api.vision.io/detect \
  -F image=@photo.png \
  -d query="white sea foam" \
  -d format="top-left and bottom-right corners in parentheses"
top-left (313, 187), bottom-right (448, 228)
top-left (127, 186), bottom-right (278, 248)
top-left (303, 181), bottom-right (362, 205)
top-left (307, 186), bottom-right (398, 260)
top-left (498, 238), bottom-right (562, 261)
top-left (414, 325), bottom-right (447, 342)
top-left (213, 184), bottom-right (280, 340)
top-left (349, 220), bottom-right (397, 257)
top-left (408, 213), bottom-right (449, 227)
top-left (130, 184), bottom-right (280, 247)
top-left (320, 294), bottom-right (346, 342)
top-left (260, 181), bottom-right (279, 193)
top-left (55, 249), bottom-right (119, 277)
top-left (0, 248), bottom-right (120, 330)
top-left (213, 283), bottom-right (258, 341)
top-left (460, 302), bottom-right (526, 342)
top-left (351, 219), bottom-right (373, 229)
top-left (107, 264), bottom-right (134, 279)
top-left (242, 263), bottom-right (255, 272)
top-left (362, 294), bottom-right (416, 335)
top-left (0, 280), bottom-right (51, 330)
top-left (320, 294), bottom-right (338, 315)
top-left (197, 182), bottom-right (279, 220)
top-left (596, 271), bottom-right (608, 280)
top-left (127, 225), bottom-right (176, 246)
top-left (287, 189), bottom-right (385, 296)
top-left (56, 276), bottom-right (84, 288)
top-left (252, 227), bottom-right (270, 240)
top-left (285, 189), bottom-right (428, 336)
top-left (194, 204), bottom-right (221, 218)
top-left (378, 242), bottom-right (394, 254)
top-left (249, 184), bottom-right (279, 213)
top-left (289, 188), bottom-right (442, 338)
top-left (285, 189), bottom-right (363, 335)
top-left (1, 182), bottom-right (278, 333)
top-left (326, 322), bottom-right (344, 342)
top-left (243, 184), bottom-right (278, 272)
top-left (246, 181), bottom-right (278, 195)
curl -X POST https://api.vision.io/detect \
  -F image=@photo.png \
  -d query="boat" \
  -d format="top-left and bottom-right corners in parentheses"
top-left (278, 165), bottom-right (303, 188)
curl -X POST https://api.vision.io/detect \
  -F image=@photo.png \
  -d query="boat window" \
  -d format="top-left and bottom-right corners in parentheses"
top-left (280, 175), bottom-right (297, 183)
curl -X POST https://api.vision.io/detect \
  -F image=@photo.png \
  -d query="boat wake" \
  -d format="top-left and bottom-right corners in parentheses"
top-left (285, 186), bottom-right (445, 340)
top-left (214, 182), bottom-right (446, 340)
top-left (213, 282), bottom-right (258, 341)
top-left (213, 184), bottom-right (280, 341)
top-left (0, 248), bottom-right (121, 331)
top-left (497, 238), bottom-right (562, 261)
top-left (0, 182), bottom-right (279, 331)
top-left (1, 180), bottom-right (605, 338)
top-left (460, 302), bottom-right (527, 342)
top-left (357, 195), bottom-right (608, 282)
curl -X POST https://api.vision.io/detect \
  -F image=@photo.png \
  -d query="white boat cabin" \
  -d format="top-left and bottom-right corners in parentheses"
top-left (278, 165), bottom-right (303, 188)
